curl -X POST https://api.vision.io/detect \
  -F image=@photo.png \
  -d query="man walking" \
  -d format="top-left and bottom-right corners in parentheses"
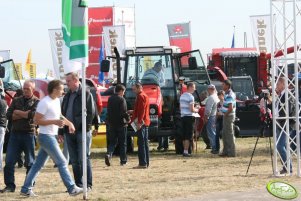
top-left (204, 84), bottom-right (219, 154)
top-left (1, 80), bottom-right (39, 193)
top-left (20, 80), bottom-right (82, 197)
top-left (130, 83), bottom-right (150, 168)
top-left (61, 72), bottom-right (98, 190)
top-left (220, 80), bottom-right (236, 157)
top-left (105, 84), bottom-right (129, 166)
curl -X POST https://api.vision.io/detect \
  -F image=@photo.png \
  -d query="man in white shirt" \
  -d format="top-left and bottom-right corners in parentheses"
top-left (204, 84), bottom-right (220, 154)
top-left (20, 80), bottom-right (82, 197)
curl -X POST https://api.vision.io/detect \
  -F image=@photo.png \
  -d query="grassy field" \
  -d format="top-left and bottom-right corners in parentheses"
top-left (0, 137), bottom-right (300, 201)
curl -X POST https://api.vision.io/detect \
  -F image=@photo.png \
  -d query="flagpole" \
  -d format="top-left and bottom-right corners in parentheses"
top-left (82, 62), bottom-right (88, 200)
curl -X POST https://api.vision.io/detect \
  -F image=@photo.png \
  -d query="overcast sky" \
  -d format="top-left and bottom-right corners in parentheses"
top-left (0, 0), bottom-right (270, 76)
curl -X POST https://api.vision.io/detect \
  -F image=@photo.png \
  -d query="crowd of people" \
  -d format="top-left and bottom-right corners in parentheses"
top-left (0, 69), bottom-right (298, 198)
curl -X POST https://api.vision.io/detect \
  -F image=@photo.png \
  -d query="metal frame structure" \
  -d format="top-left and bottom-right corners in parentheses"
top-left (271, 0), bottom-right (301, 176)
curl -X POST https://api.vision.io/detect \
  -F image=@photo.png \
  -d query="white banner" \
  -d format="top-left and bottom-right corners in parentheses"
top-left (0, 50), bottom-right (10, 61)
top-left (114, 7), bottom-right (136, 47)
top-left (250, 15), bottom-right (271, 53)
top-left (103, 25), bottom-right (126, 82)
top-left (48, 29), bottom-right (65, 80)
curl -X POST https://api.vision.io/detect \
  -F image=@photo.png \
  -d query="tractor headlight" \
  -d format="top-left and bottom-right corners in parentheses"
top-left (150, 108), bottom-right (156, 115)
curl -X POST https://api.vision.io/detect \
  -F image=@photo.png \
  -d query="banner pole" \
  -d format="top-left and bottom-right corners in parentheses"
top-left (82, 63), bottom-right (88, 200)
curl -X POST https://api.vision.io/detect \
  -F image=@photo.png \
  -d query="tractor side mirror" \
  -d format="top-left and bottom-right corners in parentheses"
top-left (100, 60), bottom-right (110, 72)
top-left (188, 57), bottom-right (197, 70)
top-left (0, 66), bottom-right (5, 78)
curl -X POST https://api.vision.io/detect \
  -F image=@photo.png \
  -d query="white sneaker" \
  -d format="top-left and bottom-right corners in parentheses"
top-left (20, 190), bottom-right (37, 197)
top-left (69, 185), bottom-right (83, 196)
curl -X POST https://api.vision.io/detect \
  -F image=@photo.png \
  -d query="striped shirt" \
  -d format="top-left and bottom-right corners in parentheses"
top-left (221, 89), bottom-right (236, 114)
top-left (180, 92), bottom-right (195, 117)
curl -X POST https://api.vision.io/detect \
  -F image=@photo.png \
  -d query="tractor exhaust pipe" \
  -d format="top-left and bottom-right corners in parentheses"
top-left (114, 47), bottom-right (121, 84)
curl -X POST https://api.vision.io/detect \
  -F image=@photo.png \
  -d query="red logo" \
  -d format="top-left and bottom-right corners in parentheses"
top-left (173, 25), bottom-right (183, 34)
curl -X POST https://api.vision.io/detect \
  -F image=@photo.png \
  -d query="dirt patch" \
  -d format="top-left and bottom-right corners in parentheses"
top-left (0, 137), bottom-right (300, 201)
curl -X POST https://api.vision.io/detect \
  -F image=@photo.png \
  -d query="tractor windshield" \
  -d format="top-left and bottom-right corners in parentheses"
top-left (125, 54), bottom-right (174, 88)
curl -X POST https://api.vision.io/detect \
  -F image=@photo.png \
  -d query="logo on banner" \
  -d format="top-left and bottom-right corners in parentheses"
top-left (55, 31), bottom-right (65, 78)
top-left (173, 25), bottom-right (184, 34)
top-left (88, 18), bottom-right (112, 25)
top-left (257, 19), bottom-right (268, 53)
top-left (89, 46), bottom-right (100, 54)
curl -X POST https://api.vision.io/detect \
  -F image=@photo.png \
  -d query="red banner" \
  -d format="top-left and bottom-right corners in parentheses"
top-left (88, 7), bottom-right (113, 35)
top-left (169, 38), bottom-right (192, 53)
top-left (88, 7), bottom-right (113, 83)
top-left (88, 36), bottom-right (101, 63)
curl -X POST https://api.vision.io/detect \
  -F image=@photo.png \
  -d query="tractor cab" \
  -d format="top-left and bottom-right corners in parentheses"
top-left (228, 76), bottom-right (260, 136)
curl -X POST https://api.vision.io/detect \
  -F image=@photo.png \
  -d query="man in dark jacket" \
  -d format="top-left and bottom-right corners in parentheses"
top-left (1, 80), bottom-right (39, 193)
top-left (61, 72), bottom-right (98, 190)
top-left (105, 84), bottom-right (129, 166)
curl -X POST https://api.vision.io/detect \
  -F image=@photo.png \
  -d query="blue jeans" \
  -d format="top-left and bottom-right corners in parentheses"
top-left (21, 134), bottom-right (75, 194)
top-left (276, 128), bottom-right (292, 172)
top-left (65, 130), bottom-right (92, 187)
top-left (63, 134), bottom-right (69, 164)
top-left (158, 136), bottom-right (169, 149)
top-left (4, 133), bottom-right (35, 189)
top-left (107, 126), bottom-right (127, 164)
top-left (207, 116), bottom-right (217, 151)
top-left (0, 127), bottom-right (5, 170)
top-left (137, 126), bottom-right (149, 166)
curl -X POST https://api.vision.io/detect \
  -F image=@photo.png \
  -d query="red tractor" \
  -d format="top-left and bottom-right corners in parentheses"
top-left (101, 46), bottom-right (212, 153)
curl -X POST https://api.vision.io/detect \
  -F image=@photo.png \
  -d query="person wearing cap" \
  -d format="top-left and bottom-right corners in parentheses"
top-left (220, 80), bottom-right (236, 157)
top-left (0, 87), bottom-right (7, 171)
top-left (204, 84), bottom-right (219, 154)
top-left (143, 61), bottom-right (165, 87)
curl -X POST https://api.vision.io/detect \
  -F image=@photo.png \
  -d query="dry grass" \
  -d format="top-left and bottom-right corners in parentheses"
top-left (0, 137), bottom-right (300, 201)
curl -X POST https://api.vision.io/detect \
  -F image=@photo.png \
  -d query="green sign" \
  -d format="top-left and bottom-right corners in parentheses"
top-left (267, 181), bottom-right (298, 200)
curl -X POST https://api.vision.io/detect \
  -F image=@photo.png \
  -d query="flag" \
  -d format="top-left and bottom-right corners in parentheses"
top-left (62, 0), bottom-right (89, 73)
top-left (29, 63), bottom-right (36, 78)
top-left (25, 49), bottom-right (32, 73)
top-left (167, 22), bottom-right (192, 53)
top-left (98, 34), bottom-right (105, 83)
top-left (231, 27), bottom-right (235, 48)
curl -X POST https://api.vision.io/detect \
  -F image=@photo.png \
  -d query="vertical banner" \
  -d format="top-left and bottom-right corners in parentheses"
top-left (250, 15), bottom-right (271, 53)
top-left (62, 0), bottom-right (89, 74)
top-left (0, 50), bottom-right (10, 61)
top-left (103, 25), bottom-right (126, 81)
top-left (14, 63), bottom-right (23, 80)
top-left (29, 63), bottom-right (36, 78)
top-left (167, 22), bottom-right (192, 53)
top-left (87, 7), bottom-right (113, 82)
top-left (48, 29), bottom-right (65, 80)
top-left (114, 7), bottom-right (136, 47)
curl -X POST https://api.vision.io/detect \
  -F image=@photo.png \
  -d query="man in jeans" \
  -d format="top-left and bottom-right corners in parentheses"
top-left (204, 84), bottom-right (219, 154)
top-left (61, 72), bottom-right (99, 190)
top-left (220, 80), bottom-right (236, 157)
top-left (105, 84), bottom-right (129, 166)
top-left (0, 80), bottom-right (39, 193)
top-left (20, 80), bottom-right (82, 197)
top-left (129, 83), bottom-right (150, 169)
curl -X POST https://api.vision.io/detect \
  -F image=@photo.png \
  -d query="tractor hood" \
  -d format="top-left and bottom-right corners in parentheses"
top-left (142, 85), bottom-right (163, 116)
